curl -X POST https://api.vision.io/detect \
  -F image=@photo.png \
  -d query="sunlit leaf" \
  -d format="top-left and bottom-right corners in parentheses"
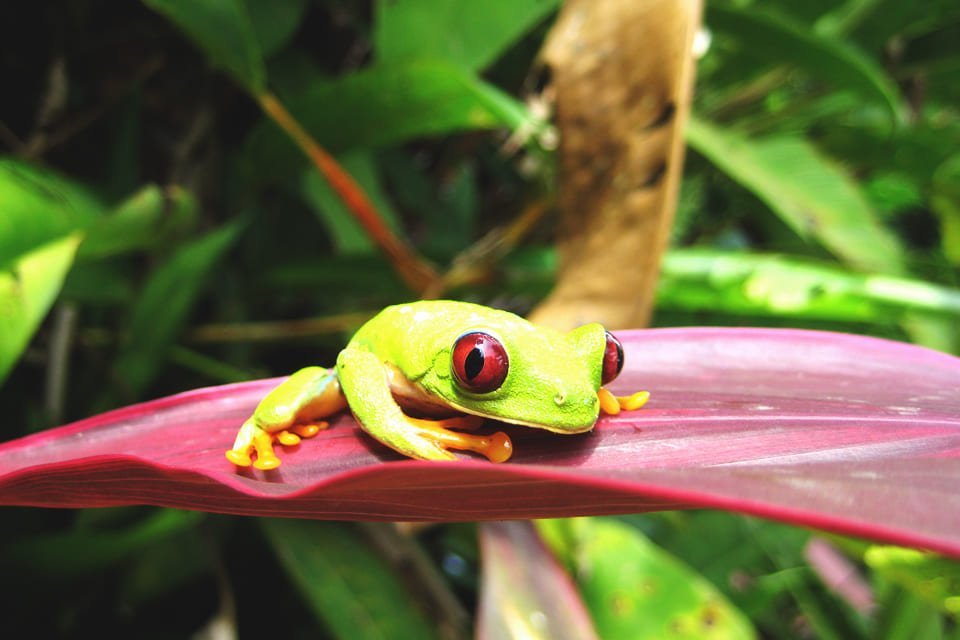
top-left (865, 546), bottom-right (960, 616)
top-left (79, 185), bottom-right (197, 260)
top-left (0, 234), bottom-right (82, 386)
top-left (659, 249), bottom-right (960, 322)
top-left (0, 158), bottom-right (102, 269)
top-left (687, 116), bottom-right (906, 275)
top-left (143, 0), bottom-right (266, 92)
top-left (477, 521), bottom-right (598, 640)
top-left (262, 519), bottom-right (438, 639)
top-left (0, 329), bottom-right (958, 557)
top-left (0, 159), bottom-right (196, 268)
top-left (374, 0), bottom-right (561, 71)
top-left (539, 518), bottom-right (755, 638)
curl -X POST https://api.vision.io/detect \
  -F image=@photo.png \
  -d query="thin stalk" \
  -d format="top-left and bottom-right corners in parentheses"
top-left (258, 92), bottom-right (440, 295)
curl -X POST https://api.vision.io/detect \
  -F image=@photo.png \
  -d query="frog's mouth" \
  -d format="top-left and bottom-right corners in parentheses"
top-left (441, 400), bottom-right (598, 435)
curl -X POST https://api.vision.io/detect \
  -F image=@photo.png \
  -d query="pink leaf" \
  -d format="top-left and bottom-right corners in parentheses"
top-left (477, 521), bottom-right (598, 640)
top-left (0, 328), bottom-right (958, 556)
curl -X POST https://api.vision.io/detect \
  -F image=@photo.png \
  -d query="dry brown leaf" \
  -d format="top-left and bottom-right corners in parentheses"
top-left (530, 0), bottom-right (702, 330)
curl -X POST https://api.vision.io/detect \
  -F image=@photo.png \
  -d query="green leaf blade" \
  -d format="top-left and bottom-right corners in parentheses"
top-left (374, 0), bottom-right (560, 71)
top-left (539, 518), bottom-right (756, 639)
top-left (687, 116), bottom-right (906, 275)
top-left (262, 520), bottom-right (438, 640)
top-left (0, 158), bottom-right (104, 269)
top-left (143, 0), bottom-right (266, 92)
top-left (244, 60), bottom-right (536, 178)
top-left (707, 4), bottom-right (905, 125)
top-left (0, 234), bottom-right (82, 385)
top-left (113, 223), bottom-right (241, 396)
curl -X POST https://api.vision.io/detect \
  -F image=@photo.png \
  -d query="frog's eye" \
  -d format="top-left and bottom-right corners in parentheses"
top-left (452, 332), bottom-right (509, 393)
top-left (601, 331), bottom-right (624, 385)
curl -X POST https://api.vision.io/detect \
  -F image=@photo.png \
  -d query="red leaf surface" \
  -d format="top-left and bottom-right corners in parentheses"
top-left (1, 328), bottom-right (958, 556)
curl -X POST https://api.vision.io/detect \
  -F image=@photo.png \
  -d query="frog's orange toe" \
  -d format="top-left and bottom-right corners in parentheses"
top-left (225, 449), bottom-right (252, 467)
top-left (276, 430), bottom-right (301, 446)
top-left (253, 455), bottom-right (281, 471)
top-left (292, 422), bottom-right (327, 438)
top-left (619, 391), bottom-right (650, 411)
top-left (485, 431), bottom-right (513, 463)
top-left (597, 387), bottom-right (621, 415)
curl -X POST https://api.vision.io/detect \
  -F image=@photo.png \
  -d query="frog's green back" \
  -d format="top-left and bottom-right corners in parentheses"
top-left (345, 300), bottom-right (607, 431)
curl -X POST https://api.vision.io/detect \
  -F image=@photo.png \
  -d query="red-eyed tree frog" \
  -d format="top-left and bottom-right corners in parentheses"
top-left (226, 300), bottom-right (648, 469)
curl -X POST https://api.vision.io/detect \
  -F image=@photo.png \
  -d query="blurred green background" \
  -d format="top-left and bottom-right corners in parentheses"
top-left (1, 0), bottom-right (959, 637)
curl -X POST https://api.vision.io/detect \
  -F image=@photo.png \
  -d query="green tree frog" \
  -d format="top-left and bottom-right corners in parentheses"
top-left (226, 300), bottom-right (648, 470)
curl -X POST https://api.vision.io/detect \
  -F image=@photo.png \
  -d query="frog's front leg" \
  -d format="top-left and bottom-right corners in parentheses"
top-left (337, 348), bottom-right (513, 462)
top-left (226, 366), bottom-right (347, 470)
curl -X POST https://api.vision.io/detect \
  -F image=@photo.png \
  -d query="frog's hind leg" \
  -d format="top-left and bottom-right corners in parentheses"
top-left (226, 366), bottom-right (347, 470)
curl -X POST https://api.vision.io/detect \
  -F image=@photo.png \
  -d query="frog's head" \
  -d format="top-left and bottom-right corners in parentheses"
top-left (421, 317), bottom-right (625, 433)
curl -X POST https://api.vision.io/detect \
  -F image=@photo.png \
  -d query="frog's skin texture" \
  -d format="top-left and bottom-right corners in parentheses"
top-left (226, 300), bottom-right (648, 470)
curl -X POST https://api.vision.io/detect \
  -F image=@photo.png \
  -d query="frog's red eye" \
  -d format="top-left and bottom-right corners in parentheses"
top-left (452, 332), bottom-right (509, 393)
top-left (601, 331), bottom-right (624, 385)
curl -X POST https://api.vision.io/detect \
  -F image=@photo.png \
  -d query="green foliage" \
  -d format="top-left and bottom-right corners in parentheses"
top-left (539, 518), bottom-right (756, 638)
top-left (112, 223), bottom-right (242, 398)
top-left (705, 3), bottom-right (905, 125)
top-left (0, 160), bottom-right (102, 268)
top-left (1, 0), bottom-right (959, 637)
top-left (373, 0), bottom-right (561, 70)
top-left (143, 0), bottom-right (266, 92)
top-left (686, 117), bottom-right (905, 275)
top-left (0, 235), bottom-right (81, 385)
top-left (262, 520), bottom-right (439, 639)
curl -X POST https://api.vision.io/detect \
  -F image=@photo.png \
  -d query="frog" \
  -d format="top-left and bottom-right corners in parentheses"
top-left (225, 300), bottom-right (648, 470)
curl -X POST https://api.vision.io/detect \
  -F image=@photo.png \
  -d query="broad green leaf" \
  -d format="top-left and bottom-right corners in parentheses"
top-left (0, 234), bottom-right (81, 386)
top-left (0, 159), bottom-right (196, 267)
top-left (659, 249), bottom-right (960, 322)
top-left (374, 0), bottom-right (560, 71)
top-left (0, 158), bottom-right (103, 269)
top-left (300, 152), bottom-right (401, 255)
top-left (874, 583), bottom-right (949, 640)
top-left (143, 0), bottom-right (266, 92)
top-left (245, 0), bottom-right (307, 58)
top-left (245, 60), bottom-right (537, 180)
top-left (261, 520), bottom-right (438, 640)
top-left (539, 518), bottom-right (755, 639)
top-left (686, 116), bottom-right (906, 275)
top-left (113, 223), bottom-right (241, 396)
top-left (707, 4), bottom-right (905, 125)
top-left (79, 185), bottom-right (197, 259)
top-left (866, 546), bottom-right (960, 616)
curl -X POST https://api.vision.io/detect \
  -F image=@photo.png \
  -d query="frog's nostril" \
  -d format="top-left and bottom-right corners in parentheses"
top-left (554, 389), bottom-right (567, 405)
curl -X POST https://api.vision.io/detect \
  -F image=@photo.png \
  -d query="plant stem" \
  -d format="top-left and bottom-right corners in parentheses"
top-left (257, 92), bottom-right (440, 295)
